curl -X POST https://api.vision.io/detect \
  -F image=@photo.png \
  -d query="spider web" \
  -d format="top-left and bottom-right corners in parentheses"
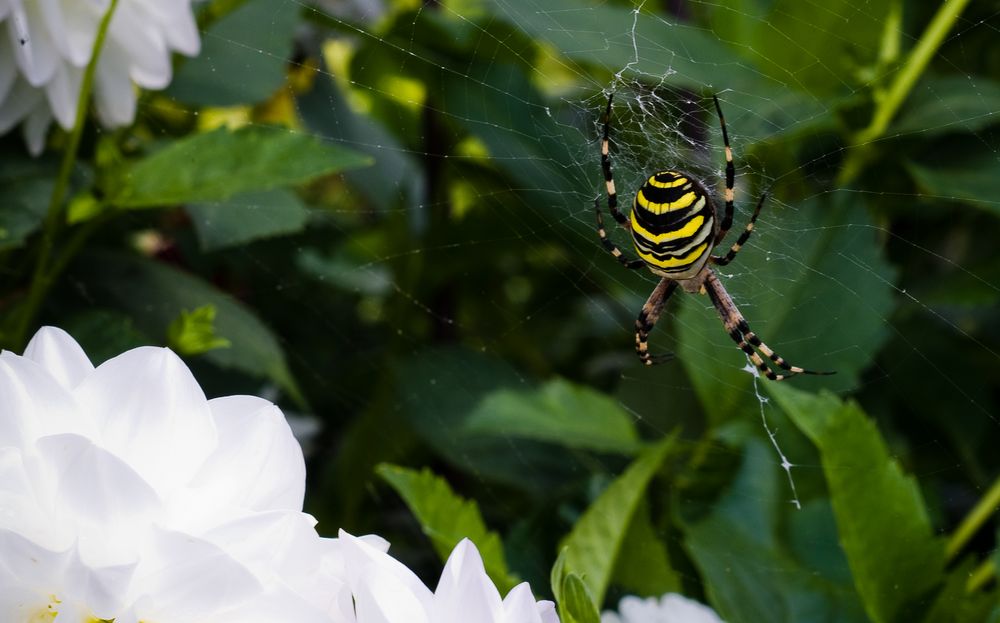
top-left (94, 0), bottom-right (1000, 612)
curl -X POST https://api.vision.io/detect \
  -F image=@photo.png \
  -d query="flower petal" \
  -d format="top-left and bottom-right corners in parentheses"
top-left (340, 529), bottom-right (434, 611)
top-left (0, 76), bottom-right (41, 133)
top-left (435, 538), bottom-right (503, 623)
top-left (73, 346), bottom-right (218, 495)
top-left (107, 0), bottom-right (170, 89)
top-left (355, 563), bottom-right (432, 623)
top-left (0, 529), bottom-right (133, 619)
top-left (0, 446), bottom-right (72, 550)
top-left (0, 349), bottom-right (87, 447)
top-left (192, 395), bottom-right (307, 513)
top-left (502, 583), bottom-right (555, 623)
top-left (92, 36), bottom-right (136, 127)
top-left (7, 0), bottom-right (59, 85)
top-left (23, 326), bottom-right (94, 390)
top-left (0, 36), bottom-right (17, 100)
top-left (139, 0), bottom-right (199, 56)
top-left (48, 0), bottom-right (99, 66)
top-left (128, 527), bottom-right (264, 622)
top-left (22, 98), bottom-right (52, 155)
top-left (36, 433), bottom-right (162, 567)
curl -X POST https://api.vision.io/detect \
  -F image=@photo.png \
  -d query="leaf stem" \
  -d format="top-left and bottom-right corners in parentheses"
top-left (837, 0), bottom-right (971, 186)
top-left (9, 0), bottom-right (120, 349)
top-left (946, 474), bottom-right (1000, 562)
top-left (965, 557), bottom-right (996, 594)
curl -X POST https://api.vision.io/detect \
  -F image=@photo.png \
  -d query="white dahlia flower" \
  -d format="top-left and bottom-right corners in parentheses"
top-left (0, 0), bottom-right (200, 155)
top-left (0, 326), bottom-right (356, 622)
top-left (601, 594), bottom-right (724, 623)
top-left (340, 530), bottom-right (559, 623)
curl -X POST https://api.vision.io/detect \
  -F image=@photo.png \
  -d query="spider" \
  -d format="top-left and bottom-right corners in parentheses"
top-left (594, 92), bottom-right (832, 381)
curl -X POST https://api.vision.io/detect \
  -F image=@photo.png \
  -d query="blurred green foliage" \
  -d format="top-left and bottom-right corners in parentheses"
top-left (2, 0), bottom-right (999, 621)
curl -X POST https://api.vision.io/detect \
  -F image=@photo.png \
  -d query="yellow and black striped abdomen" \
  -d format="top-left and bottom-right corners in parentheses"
top-left (630, 171), bottom-right (716, 278)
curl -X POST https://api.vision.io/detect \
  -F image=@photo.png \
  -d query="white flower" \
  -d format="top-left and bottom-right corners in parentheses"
top-left (601, 594), bottom-right (724, 623)
top-left (0, 326), bottom-right (353, 622)
top-left (0, 0), bottom-right (200, 155)
top-left (340, 530), bottom-right (559, 623)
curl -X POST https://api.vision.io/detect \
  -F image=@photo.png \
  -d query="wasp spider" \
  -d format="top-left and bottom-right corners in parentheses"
top-left (595, 93), bottom-right (832, 381)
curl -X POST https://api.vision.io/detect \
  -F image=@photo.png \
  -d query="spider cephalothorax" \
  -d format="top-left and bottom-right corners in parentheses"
top-left (594, 93), bottom-right (832, 381)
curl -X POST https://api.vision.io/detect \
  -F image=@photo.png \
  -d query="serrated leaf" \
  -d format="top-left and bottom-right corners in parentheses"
top-left (186, 188), bottom-right (311, 251)
top-left (681, 439), bottom-right (869, 623)
top-left (376, 464), bottom-right (520, 594)
top-left (77, 251), bottom-right (303, 405)
top-left (558, 434), bottom-right (676, 606)
top-left (166, 305), bottom-right (231, 355)
top-left (464, 378), bottom-right (641, 454)
top-left (768, 384), bottom-right (946, 623)
top-left (109, 125), bottom-right (372, 208)
top-left (169, 0), bottom-right (300, 106)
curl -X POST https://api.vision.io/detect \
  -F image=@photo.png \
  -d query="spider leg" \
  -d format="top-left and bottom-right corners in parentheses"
top-left (703, 271), bottom-right (834, 380)
top-left (595, 92), bottom-right (644, 269)
top-left (635, 278), bottom-right (678, 365)
top-left (602, 92), bottom-right (628, 226)
top-left (596, 198), bottom-right (646, 269)
top-left (711, 191), bottom-right (767, 267)
top-left (712, 95), bottom-right (735, 244)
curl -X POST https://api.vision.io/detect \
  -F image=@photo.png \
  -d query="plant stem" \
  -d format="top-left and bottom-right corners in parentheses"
top-left (836, 0), bottom-right (971, 186)
top-left (9, 0), bottom-right (120, 349)
top-left (946, 474), bottom-right (1000, 562)
top-left (966, 557), bottom-right (996, 594)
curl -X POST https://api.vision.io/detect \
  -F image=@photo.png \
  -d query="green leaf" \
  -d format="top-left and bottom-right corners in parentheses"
top-left (484, 0), bottom-right (772, 93)
top-left (438, 61), bottom-right (584, 222)
top-left (558, 434), bottom-right (676, 606)
top-left (551, 548), bottom-right (568, 606)
top-left (169, 0), bottom-right (300, 106)
top-left (296, 247), bottom-right (393, 297)
top-left (676, 193), bottom-right (897, 424)
top-left (298, 72), bottom-right (423, 213)
top-left (394, 348), bottom-right (590, 492)
top-left (610, 500), bottom-right (681, 596)
top-left (919, 557), bottom-right (996, 623)
top-left (464, 378), bottom-right (641, 454)
top-left (892, 75), bottom-right (1000, 137)
top-left (77, 251), bottom-right (304, 405)
top-left (376, 464), bottom-right (520, 594)
top-left (108, 125), bottom-right (372, 208)
top-left (748, 0), bottom-right (893, 96)
top-left (0, 153), bottom-right (55, 251)
top-left (186, 188), bottom-right (311, 251)
top-left (768, 384), bottom-right (946, 623)
top-left (681, 439), bottom-right (869, 623)
top-left (63, 309), bottom-right (152, 364)
top-left (560, 572), bottom-right (602, 623)
top-left (166, 305), bottom-right (232, 355)
top-left (907, 148), bottom-right (1000, 217)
